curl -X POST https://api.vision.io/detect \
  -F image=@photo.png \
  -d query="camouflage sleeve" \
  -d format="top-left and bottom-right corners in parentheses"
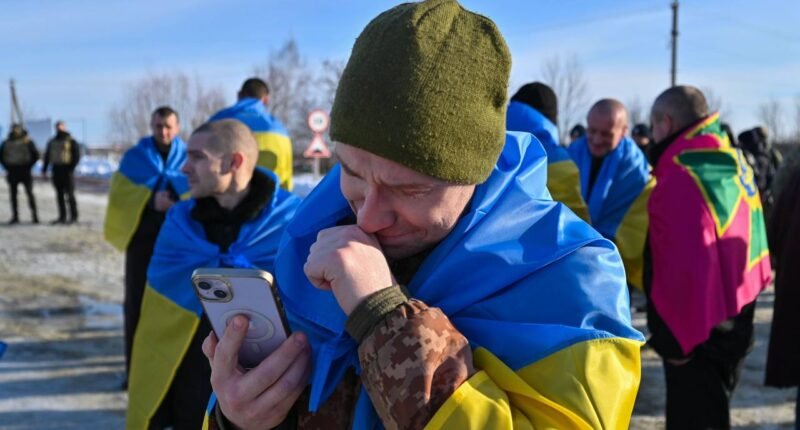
top-left (356, 297), bottom-right (475, 430)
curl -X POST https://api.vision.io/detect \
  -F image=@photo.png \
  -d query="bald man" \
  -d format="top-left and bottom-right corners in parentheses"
top-left (567, 99), bottom-right (653, 289)
top-left (647, 86), bottom-right (771, 429)
top-left (126, 119), bottom-right (301, 430)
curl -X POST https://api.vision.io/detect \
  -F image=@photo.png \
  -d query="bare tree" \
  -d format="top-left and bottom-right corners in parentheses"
top-left (794, 96), bottom-right (800, 142)
top-left (757, 99), bottom-right (785, 142)
top-left (254, 38), bottom-right (317, 155)
top-left (254, 38), bottom-right (346, 158)
top-left (107, 72), bottom-right (225, 147)
top-left (317, 59), bottom-right (346, 112)
top-left (539, 54), bottom-right (590, 144)
top-left (701, 87), bottom-right (732, 122)
top-left (626, 96), bottom-right (646, 129)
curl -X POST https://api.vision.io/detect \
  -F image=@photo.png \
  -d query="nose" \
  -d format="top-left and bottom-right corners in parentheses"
top-left (356, 187), bottom-right (395, 234)
top-left (181, 160), bottom-right (191, 175)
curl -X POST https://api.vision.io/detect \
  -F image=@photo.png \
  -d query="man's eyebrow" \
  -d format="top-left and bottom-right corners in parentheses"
top-left (340, 157), bottom-right (435, 189)
top-left (339, 159), bottom-right (363, 179)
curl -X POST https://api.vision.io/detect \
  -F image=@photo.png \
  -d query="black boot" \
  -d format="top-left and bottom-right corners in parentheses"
top-left (7, 217), bottom-right (19, 225)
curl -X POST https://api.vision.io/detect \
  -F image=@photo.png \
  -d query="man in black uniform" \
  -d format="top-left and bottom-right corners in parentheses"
top-left (43, 121), bottom-right (80, 224)
top-left (0, 124), bottom-right (40, 224)
top-left (114, 107), bottom-right (183, 382)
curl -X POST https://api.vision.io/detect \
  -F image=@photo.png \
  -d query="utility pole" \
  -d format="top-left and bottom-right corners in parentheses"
top-left (671, 1), bottom-right (679, 87)
top-left (9, 79), bottom-right (24, 125)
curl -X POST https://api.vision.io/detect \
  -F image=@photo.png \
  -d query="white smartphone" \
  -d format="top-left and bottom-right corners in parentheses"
top-left (191, 268), bottom-right (290, 369)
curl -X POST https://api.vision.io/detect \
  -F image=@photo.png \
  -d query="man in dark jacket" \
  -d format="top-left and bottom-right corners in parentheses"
top-left (765, 145), bottom-right (800, 429)
top-left (103, 106), bottom-right (187, 383)
top-left (43, 120), bottom-right (80, 224)
top-left (647, 86), bottom-right (772, 429)
top-left (0, 124), bottom-right (39, 224)
top-left (125, 119), bottom-right (299, 430)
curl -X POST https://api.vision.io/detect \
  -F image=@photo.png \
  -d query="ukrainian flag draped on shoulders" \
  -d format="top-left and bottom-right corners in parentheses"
top-left (103, 136), bottom-right (189, 251)
top-left (126, 171), bottom-right (300, 430)
top-left (210, 98), bottom-right (294, 191)
top-left (568, 134), bottom-right (654, 289)
top-left (648, 113), bottom-right (771, 355)
top-left (276, 132), bottom-right (644, 429)
top-left (506, 100), bottom-right (590, 222)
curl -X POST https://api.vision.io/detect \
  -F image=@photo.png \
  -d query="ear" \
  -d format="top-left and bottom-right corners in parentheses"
top-left (229, 152), bottom-right (245, 172)
top-left (261, 95), bottom-right (270, 106)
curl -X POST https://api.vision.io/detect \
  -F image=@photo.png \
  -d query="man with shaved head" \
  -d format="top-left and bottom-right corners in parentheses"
top-left (568, 98), bottom-right (653, 290)
top-left (126, 118), bottom-right (300, 429)
top-left (647, 85), bottom-right (771, 429)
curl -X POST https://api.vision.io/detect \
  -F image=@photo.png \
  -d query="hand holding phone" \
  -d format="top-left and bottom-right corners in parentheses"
top-left (192, 268), bottom-right (290, 369)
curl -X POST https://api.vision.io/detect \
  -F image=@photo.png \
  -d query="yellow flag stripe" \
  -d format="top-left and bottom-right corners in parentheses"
top-left (426, 337), bottom-right (642, 429)
top-left (126, 285), bottom-right (199, 430)
top-left (103, 172), bottom-right (152, 251)
top-left (615, 176), bottom-right (655, 290)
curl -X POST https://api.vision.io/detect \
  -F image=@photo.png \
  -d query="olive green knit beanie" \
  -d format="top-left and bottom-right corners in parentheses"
top-left (330, 0), bottom-right (511, 184)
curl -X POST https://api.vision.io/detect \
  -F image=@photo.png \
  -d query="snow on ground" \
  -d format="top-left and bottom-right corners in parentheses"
top-left (0, 176), bottom-right (795, 429)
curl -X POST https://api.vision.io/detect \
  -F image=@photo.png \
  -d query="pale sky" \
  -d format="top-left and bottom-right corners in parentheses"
top-left (1, 0), bottom-right (799, 145)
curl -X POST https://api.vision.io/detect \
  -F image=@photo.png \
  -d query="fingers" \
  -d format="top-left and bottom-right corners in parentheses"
top-left (202, 330), bottom-right (218, 363)
top-left (212, 315), bottom-right (249, 382)
top-left (236, 332), bottom-right (310, 400)
top-left (251, 337), bottom-right (312, 413)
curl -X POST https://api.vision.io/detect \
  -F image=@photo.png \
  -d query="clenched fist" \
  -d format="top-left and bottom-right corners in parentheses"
top-left (304, 225), bottom-right (394, 315)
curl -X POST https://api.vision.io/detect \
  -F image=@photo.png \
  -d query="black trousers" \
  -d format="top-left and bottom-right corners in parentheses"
top-left (149, 317), bottom-right (213, 430)
top-left (123, 209), bottom-right (166, 376)
top-left (52, 165), bottom-right (77, 221)
top-left (664, 348), bottom-right (746, 430)
top-left (6, 169), bottom-right (37, 220)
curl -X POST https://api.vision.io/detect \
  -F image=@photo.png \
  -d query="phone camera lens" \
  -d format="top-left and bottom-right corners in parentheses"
top-left (198, 281), bottom-right (212, 290)
top-left (213, 290), bottom-right (228, 299)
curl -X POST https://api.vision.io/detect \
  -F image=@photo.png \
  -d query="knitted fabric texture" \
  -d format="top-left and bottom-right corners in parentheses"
top-left (330, 0), bottom-right (511, 184)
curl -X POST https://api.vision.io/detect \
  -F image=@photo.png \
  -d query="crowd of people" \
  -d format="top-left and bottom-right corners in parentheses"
top-left (1, 120), bottom-right (81, 224)
top-left (2, 0), bottom-right (798, 429)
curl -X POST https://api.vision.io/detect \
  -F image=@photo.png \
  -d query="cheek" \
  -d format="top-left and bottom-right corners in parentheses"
top-left (340, 176), bottom-right (365, 204)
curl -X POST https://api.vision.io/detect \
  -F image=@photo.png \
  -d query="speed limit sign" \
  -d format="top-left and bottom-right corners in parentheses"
top-left (307, 110), bottom-right (330, 133)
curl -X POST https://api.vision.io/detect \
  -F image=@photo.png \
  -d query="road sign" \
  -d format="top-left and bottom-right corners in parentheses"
top-left (303, 134), bottom-right (331, 159)
top-left (307, 110), bottom-right (330, 134)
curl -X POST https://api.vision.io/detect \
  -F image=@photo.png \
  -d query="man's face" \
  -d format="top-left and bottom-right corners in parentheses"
top-left (633, 135), bottom-right (650, 148)
top-left (181, 133), bottom-right (232, 198)
top-left (56, 122), bottom-right (66, 133)
top-left (336, 143), bottom-right (476, 260)
top-left (151, 113), bottom-right (180, 145)
top-left (650, 113), bottom-right (672, 144)
top-left (586, 110), bottom-right (627, 157)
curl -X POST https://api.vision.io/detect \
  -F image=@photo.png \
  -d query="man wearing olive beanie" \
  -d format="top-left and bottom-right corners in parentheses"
top-left (203, 1), bottom-right (643, 429)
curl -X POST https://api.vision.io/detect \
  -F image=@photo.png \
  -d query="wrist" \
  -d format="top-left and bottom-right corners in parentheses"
top-left (346, 285), bottom-right (408, 342)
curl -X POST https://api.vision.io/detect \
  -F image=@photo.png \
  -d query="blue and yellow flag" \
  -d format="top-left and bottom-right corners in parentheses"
top-left (568, 135), bottom-right (653, 289)
top-left (103, 136), bottom-right (189, 251)
top-left (276, 132), bottom-right (644, 429)
top-left (506, 101), bottom-right (590, 222)
top-left (126, 171), bottom-right (300, 430)
top-left (210, 98), bottom-right (294, 191)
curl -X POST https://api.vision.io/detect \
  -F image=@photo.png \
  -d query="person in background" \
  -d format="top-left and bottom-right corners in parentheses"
top-left (765, 144), bottom-right (800, 430)
top-left (42, 120), bottom-right (80, 224)
top-left (506, 82), bottom-right (589, 221)
top-left (567, 99), bottom-right (653, 290)
top-left (103, 106), bottom-right (188, 385)
top-left (631, 123), bottom-right (651, 154)
top-left (210, 78), bottom-right (294, 191)
top-left (647, 85), bottom-right (772, 429)
top-left (0, 123), bottom-right (39, 224)
top-left (126, 119), bottom-right (299, 430)
top-left (569, 123), bottom-right (586, 144)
